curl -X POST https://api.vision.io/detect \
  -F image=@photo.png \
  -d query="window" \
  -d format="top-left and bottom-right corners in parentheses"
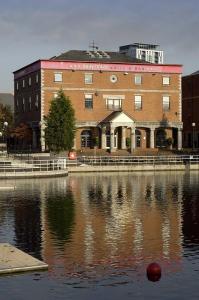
top-left (22, 79), bottom-right (25, 88)
top-left (28, 96), bottom-right (31, 111)
top-left (29, 77), bottom-right (31, 86)
top-left (85, 73), bottom-right (93, 84)
top-left (134, 95), bottom-right (142, 110)
top-left (141, 51), bottom-right (146, 60)
top-left (22, 98), bottom-right (25, 111)
top-left (16, 81), bottom-right (19, 90)
top-left (16, 98), bottom-right (19, 111)
top-left (85, 94), bottom-right (93, 109)
top-left (110, 75), bottom-right (118, 83)
top-left (35, 94), bottom-right (39, 110)
top-left (36, 73), bottom-right (39, 83)
top-left (163, 95), bottom-right (170, 111)
top-left (148, 54), bottom-right (153, 63)
top-left (106, 99), bottom-right (121, 110)
top-left (163, 76), bottom-right (170, 85)
top-left (135, 75), bottom-right (142, 85)
top-left (155, 52), bottom-right (159, 64)
top-left (54, 72), bottom-right (62, 82)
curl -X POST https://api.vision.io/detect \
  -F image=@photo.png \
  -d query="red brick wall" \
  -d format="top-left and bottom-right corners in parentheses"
top-left (42, 69), bottom-right (180, 123)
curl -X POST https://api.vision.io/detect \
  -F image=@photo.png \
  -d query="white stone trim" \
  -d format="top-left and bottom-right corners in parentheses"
top-left (103, 94), bottom-right (125, 99)
top-left (43, 87), bottom-right (179, 94)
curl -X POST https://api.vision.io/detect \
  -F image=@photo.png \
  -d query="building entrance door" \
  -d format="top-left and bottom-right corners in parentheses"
top-left (81, 130), bottom-right (92, 148)
top-left (135, 130), bottom-right (141, 147)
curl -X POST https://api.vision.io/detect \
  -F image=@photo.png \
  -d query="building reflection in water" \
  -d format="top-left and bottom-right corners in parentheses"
top-left (14, 195), bottom-right (42, 259)
top-left (40, 173), bottom-right (184, 276)
top-left (46, 190), bottom-right (75, 247)
top-left (3, 172), bottom-right (199, 279)
top-left (182, 172), bottom-right (199, 248)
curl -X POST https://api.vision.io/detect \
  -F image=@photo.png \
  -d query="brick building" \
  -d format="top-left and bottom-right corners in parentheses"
top-left (13, 48), bottom-right (183, 152)
top-left (182, 71), bottom-right (199, 149)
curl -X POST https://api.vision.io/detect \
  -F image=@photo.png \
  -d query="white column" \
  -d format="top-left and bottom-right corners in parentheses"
top-left (101, 127), bottom-right (106, 149)
top-left (178, 128), bottom-right (182, 150)
top-left (110, 126), bottom-right (115, 153)
top-left (150, 128), bottom-right (155, 149)
top-left (40, 124), bottom-right (45, 152)
top-left (130, 128), bottom-right (135, 153)
top-left (122, 127), bottom-right (126, 149)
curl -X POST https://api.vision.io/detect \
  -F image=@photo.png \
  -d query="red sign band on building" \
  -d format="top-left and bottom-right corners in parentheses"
top-left (41, 61), bottom-right (182, 74)
top-left (14, 60), bottom-right (182, 79)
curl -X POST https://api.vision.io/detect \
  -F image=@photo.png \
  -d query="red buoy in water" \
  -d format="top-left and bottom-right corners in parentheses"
top-left (146, 262), bottom-right (161, 282)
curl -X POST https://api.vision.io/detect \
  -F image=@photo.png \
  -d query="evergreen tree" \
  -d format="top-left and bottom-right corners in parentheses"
top-left (44, 90), bottom-right (76, 153)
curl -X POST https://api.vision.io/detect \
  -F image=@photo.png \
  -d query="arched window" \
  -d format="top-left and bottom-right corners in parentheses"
top-left (81, 130), bottom-right (92, 148)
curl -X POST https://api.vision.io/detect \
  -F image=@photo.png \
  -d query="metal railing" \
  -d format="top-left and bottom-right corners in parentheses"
top-left (0, 158), bottom-right (67, 173)
top-left (1, 155), bottom-right (199, 173)
top-left (74, 155), bottom-right (199, 166)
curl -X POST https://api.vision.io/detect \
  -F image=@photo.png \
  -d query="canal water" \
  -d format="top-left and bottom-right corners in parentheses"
top-left (0, 171), bottom-right (199, 299)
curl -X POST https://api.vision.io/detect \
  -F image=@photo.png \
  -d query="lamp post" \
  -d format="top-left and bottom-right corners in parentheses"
top-left (0, 121), bottom-right (8, 153)
top-left (192, 122), bottom-right (196, 150)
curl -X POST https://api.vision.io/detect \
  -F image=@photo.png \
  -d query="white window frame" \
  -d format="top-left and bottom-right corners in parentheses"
top-left (85, 94), bottom-right (93, 109)
top-left (85, 73), bottom-right (93, 84)
top-left (162, 95), bottom-right (170, 111)
top-left (134, 95), bottom-right (142, 110)
top-left (162, 76), bottom-right (170, 85)
top-left (135, 74), bottom-right (142, 85)
top-left (22, 79), bottom-right (25, 88)
top-left (106, 98), bottom-right (121, 110)
top-left (54, 72), bottom-right (63, 82)
top-left (16, 81), bottom-right (19, 90)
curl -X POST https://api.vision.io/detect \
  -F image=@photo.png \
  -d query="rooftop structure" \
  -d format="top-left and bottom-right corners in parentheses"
top-left (119, 43), bottom-right (164, 64)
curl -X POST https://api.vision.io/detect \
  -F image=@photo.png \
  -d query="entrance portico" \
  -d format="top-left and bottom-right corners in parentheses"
top-left (75, 111), bottom-right (183, 152)
top-left (100, 111), bottom-right (136, 153)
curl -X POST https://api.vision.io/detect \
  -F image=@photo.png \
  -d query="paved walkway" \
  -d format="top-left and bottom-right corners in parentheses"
top-left (0, 243), bottom-right (48, 274)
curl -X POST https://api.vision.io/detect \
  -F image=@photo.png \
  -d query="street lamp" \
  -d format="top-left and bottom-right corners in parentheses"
top-left (192, 122), bottom-right (196, 150)
top-left (0, 121), bottom-right (8, 152)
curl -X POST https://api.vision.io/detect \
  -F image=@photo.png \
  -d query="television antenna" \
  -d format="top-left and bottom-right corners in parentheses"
top-left (89, 40), bottom-right (99, 51)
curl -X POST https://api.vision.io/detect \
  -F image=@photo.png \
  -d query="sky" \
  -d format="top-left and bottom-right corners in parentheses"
top-left (0, 0), bottom-right (199, 92)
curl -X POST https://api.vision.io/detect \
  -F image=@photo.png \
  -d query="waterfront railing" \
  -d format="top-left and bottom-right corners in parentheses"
top-left (1, 155), bottom-right (199, 173)
top-left (73, 155), bottom-right (199, 166)
top-left (0, 158), bottom-right (67, 173)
